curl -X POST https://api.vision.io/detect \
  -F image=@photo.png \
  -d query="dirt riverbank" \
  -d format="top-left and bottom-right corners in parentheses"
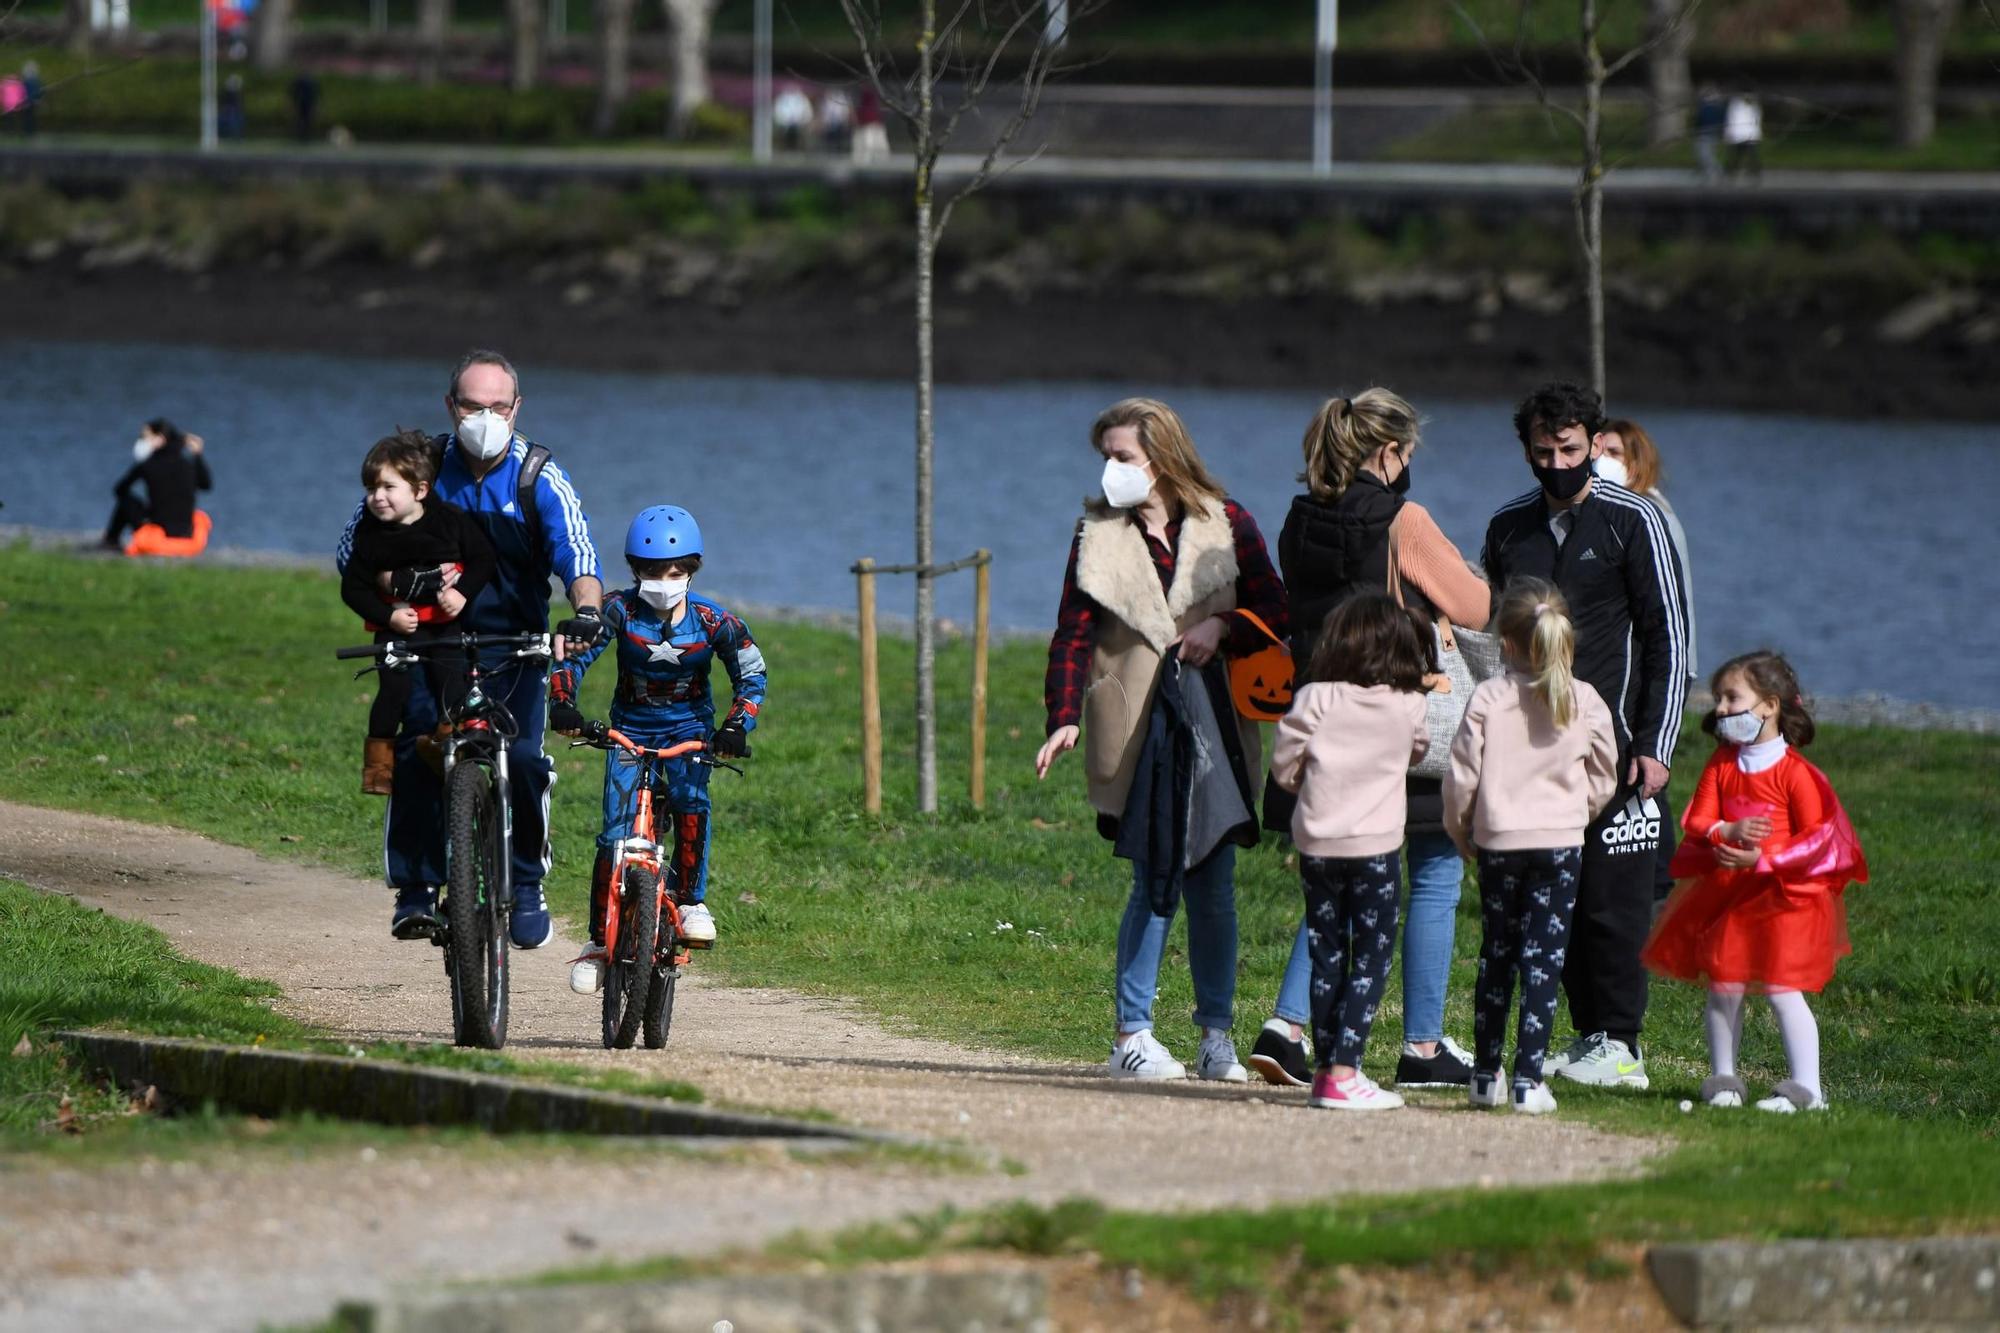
top-left (6, 261), bottom-right (1995, 420)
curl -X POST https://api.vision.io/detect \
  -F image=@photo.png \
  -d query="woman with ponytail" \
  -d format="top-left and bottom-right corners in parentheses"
top-left (1442, 579), bottom-right (1619, 1115)
top-left (1250, 388), bottom-right (1491, 1091)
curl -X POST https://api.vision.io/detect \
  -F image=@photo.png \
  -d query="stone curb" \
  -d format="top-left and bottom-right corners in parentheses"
top-left (334, 1266), bottom-right (1049, 1333)
top-left (1647, 1237), bottom-right (2000, 1327)
top-left (56, 1030), bottom-right (894, 1144)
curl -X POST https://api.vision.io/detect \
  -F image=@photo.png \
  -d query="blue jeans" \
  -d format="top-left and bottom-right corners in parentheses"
top-left (1114, 845), bottom-right (1237, 1032)
top-left (597, 738), bottom-right (712, 904)
top-left (1274, 831), bottom-right (1463, 1040)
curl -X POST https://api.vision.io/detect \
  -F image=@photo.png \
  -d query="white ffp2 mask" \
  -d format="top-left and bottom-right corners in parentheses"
top-left (1100, 459), bottom-right (1153, 509)
top-left (638, 577), bottom-right (690, 612)
top-left (457, 410), bottom-right (513, 461)
top-left (1714, 711), bottom-right (1765, 746)
top-left (1594, 455), bottom-right (1630, 488)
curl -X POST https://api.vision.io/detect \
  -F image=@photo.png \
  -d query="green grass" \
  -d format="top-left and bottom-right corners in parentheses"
top-left (1384, 101), bottom-right (2000, 173)
top-left (2, 543), bottom-right (1998, 1263)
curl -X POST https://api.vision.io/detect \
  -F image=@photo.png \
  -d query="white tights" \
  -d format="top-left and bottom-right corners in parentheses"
top-left (1705, 985), bottom-right (1821, 1098)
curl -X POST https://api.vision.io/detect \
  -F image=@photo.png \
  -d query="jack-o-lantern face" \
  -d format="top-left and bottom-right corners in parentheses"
top-left (1230, 646), bottom-right (1295, 720)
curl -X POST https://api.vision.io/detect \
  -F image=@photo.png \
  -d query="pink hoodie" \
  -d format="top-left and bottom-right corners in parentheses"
top-left (1270, 681), bottom-right (1430, 858)
top-left (1442, 670), bottom-right (1619, 856)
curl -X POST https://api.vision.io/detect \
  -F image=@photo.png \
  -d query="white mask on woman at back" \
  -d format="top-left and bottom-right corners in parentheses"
top-left (1100, 459), bottom-right (1154, 509)
top-left (1594, 455), bottom-right (1630, 488)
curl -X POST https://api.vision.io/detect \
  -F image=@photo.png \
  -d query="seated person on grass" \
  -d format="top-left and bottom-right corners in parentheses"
top-left (339, 429), bottom-right (496, 799)
top-left (548, 505), bottom-right (765, 988)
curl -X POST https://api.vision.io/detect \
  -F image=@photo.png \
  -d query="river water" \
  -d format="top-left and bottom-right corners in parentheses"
top-left (7, 339), bottom-right (1995, 708)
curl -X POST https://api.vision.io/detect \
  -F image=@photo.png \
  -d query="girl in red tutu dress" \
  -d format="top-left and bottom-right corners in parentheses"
top-left (1643, 651), bottom-right (1867, 1114)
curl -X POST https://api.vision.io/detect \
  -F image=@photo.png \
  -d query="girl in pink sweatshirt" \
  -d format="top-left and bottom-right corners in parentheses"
top-left (1443, 578), bottom-right (1618, 1115)
top-left (1271, 592), bottom-right (1436, 1112)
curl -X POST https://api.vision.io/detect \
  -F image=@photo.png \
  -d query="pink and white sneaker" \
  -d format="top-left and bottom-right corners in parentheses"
top-left (1308, 1069), bottom-right (1406, 1111)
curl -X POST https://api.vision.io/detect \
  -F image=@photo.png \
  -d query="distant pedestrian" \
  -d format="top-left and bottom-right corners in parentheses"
top-left (1443, 580), bottom-right (1618, 1117)
top-left (0, 75), bottom-right (23, 132)
top-left (853, 87), bottom-right (888, 163)
top-left (1692, 84), bottom-right (1725, 183)
top-left (219, 74), bottom-right (245, 140)
top-left (819, 86), bottom-right (853, 153)
top-left (106, 419), bottom-right (213, 554)
top-left (1724, 92), bottom-right (1762, 181)
top-left (290, 72), bottom-right (319, 143)
top-left (773, 85), bottom-right (813, 152)
top-left (1643, 652), bottom-right (1867, 1114)
top-left (19, 61), bottom-right (41, 137)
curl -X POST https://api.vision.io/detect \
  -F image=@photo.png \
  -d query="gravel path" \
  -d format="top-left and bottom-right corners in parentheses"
top-left (0, 800), bottom-right (1658, 1332)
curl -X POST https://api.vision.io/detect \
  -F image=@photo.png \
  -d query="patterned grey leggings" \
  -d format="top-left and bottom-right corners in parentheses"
top-left (1300, 852), bottom-right (1403, 1070)
top-left (1474, 846), bottom-right (1583, 1085)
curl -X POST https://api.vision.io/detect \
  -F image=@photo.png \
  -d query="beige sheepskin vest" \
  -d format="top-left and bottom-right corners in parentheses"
top-left (1074, 499), bottom-right (1261, 817)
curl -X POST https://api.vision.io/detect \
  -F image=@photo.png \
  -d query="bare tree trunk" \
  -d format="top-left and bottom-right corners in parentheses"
top-left (1892, 0), bottom-right (1961, 149)
top-left (1578, 0), bottom-right (1607, 401)
top-left (1644, 0), bottom-right (1694, 147)
top-left (508, 0), bottom-right (545, 92)
top-left (418, 0), bottom-right (453, 85)
top-left (913, 0), bottom-right (940, 814)
top-left (661, 0), bottom-right (719, 139)
top-left (592, 0), bottom-right (635, 135)
top-left (63, 0), bottom-right (93, 57)
top-left (252, 0), bottom-right (294, 71)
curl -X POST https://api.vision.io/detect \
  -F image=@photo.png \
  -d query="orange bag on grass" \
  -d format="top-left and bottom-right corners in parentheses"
top-left (124, 510), bottom-right (213, 558)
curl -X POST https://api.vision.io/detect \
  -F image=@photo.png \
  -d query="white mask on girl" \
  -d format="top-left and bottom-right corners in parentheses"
top-left (1100, 458), bottom-right (1154, 509)
top-left (638, 576), bottom-right (691, 612)
top-left (457, 410), bottom-right (514, 461)
top-left (1594, 455), bottom-right (1630, 488)
top-left (1713, 711), bottom-right (1765, 746)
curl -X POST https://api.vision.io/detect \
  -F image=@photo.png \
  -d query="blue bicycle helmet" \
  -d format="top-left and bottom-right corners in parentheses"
top-left (624, 505), bottom-right (703, 561)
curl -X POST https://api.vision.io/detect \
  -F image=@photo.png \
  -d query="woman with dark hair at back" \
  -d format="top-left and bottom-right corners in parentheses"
top-left (105, 419), bottom-right (212, 551)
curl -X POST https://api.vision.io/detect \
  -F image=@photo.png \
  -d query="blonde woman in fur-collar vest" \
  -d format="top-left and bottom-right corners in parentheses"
top-left (1036, 398), bottom-right (1290, 1084)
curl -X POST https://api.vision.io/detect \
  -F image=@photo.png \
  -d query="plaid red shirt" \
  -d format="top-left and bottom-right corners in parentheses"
top-left (1044, 498), bottom-right (1288, 734)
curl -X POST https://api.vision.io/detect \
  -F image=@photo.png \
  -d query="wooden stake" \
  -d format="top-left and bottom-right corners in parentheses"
top-left (970, 549), bottom-right (991, 810)
top-left (856, 558), bottom-right (882, 815)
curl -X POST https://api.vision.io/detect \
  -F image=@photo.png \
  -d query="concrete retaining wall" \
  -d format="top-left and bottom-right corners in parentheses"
top-left (1648, 1237), bottom-right (2000, 1327)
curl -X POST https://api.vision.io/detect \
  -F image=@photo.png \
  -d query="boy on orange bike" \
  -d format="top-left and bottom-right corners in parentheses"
top-left (547, 505), bottom-right (766, 993)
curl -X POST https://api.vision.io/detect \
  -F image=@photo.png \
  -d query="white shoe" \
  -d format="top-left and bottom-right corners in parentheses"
top-left (1309, 1069), bottom-right (1405, 1111)
top-left (1468, 1069), bottom-right (1506, 1109)
top-left (568, 945), bottom-right (607, 995)
top-left (1511, 1080), bottom-right (1559, 1115)
top-left (1109, 1030), bottom-right (1186, 1080)
top-left (1755, 1080), bottom-right (1827, 1113)
top-left (1702, 1074), bottom-right (1748, 1108)
top-left (679, 902), bottom-right (716, 945)
top-left (1551, 1033), bottom-right (1649, 1089)
top-left (1542, 1033), bottom-right (1591, 1077)
top-left (1195, 1031), bottom-right (1249, 1083)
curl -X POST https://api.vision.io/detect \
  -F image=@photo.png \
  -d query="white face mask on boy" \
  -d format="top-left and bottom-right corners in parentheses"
top-left (638, 576), bottom-right (691, 612)
top-left (1100, 458), bottom-right (1154, 509)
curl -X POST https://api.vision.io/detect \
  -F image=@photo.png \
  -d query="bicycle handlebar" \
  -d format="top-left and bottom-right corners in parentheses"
top-left (570, 724), bottom-right (707, 760)
top-left (333, 632), bottom-right (555, 663)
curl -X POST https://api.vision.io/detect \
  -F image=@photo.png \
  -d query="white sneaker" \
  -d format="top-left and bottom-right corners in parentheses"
top-left (1309, 1069), bottom-right (1405, 1111)
top-left (1511, 1080), bottom-right (1559, 1115)
top-left (679, 902), bottom-right (716, 945)
top-left (1702, 1074), bottom-right (1747, 1108)
top-left (1109, 1029), bottom-right (1186, 1080)
top-left (1551, 1033), bottom-right (1649, 1089)
top-left (567, 945), bottom-right (607, 996)
top-left (1195, 1031), bottom-right (1249, 1083)
top-left (1755, 1080), bottom-right (1827, 1113)
top-left (1468, 1069), bottom-right (1506, 1109)
top-left (1542, 1033), bottom-right (1592, 1077)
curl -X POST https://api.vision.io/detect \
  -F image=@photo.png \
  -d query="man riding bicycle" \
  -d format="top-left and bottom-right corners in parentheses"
top-left (337, 349), bottom-right (608, 948)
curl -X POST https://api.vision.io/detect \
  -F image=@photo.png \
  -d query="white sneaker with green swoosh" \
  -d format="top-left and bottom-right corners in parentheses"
top-left (1551, 1033), bottom-right (1650, 1089)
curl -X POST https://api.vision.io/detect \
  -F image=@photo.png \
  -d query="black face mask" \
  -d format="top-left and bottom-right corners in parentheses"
top-left (1532, 456), bottom-right (1592, 502)
top-left (1388, 453), bottom-right (1413, 495)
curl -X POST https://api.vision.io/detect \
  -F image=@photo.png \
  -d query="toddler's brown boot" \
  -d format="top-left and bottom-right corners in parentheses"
top-left (362, 737), bottom-right (395, 796)
top-left (412, 722), bottom-right (453, 778)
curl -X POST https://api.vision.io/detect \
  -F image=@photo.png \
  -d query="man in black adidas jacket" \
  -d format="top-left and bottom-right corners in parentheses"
top-left (1481, 382), bottom-right (1689, 1092)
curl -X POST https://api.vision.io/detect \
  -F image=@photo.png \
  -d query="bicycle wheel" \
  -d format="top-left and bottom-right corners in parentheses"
top-left (446, 758), bottom-right (510, 1050)
top-left (642, 913), bottom-right (679, 1050)
top-left (602, 863), bottom-right (658, 1050)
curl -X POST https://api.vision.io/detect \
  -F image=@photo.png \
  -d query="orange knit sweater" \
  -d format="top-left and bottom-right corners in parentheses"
top-left (1392, 504), bottom-right (1490, 628)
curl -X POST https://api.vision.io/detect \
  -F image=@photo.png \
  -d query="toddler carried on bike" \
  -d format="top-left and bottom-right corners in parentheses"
top-left (548, 505), bottom-right (766, 990)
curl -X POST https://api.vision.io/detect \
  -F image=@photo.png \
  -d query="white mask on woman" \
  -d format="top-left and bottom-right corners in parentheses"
top-left (638, 576), bottom-right (691, 612)
top-left (1713, 711), bottom-right (1765, 746)
top-left (457, 410), bottom-right (514, 461)
top-left (1100, 458), bottom-right (1154, 509)
top-left (1594, 455), bottom-right (1630, 488)
top-left (132, 438), bottom-right (155, 462)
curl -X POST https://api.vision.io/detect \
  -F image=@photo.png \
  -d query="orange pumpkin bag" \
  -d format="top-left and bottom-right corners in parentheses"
top-left (1227, 608), bottom-right (1293, 722)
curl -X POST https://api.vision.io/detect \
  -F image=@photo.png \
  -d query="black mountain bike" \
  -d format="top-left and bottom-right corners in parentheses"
top-left (337, 631), bottom-right (554, 1050)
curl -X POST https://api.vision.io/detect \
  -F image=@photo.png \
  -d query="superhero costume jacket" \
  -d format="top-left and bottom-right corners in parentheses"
top-left (549, 588), bottom-right (767, 742)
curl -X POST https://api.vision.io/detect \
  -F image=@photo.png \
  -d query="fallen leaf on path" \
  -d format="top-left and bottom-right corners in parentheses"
top-left (55, 1095), bottom-right (81, 1135)
top-left (9, 1034), bottom-right (31, 1058)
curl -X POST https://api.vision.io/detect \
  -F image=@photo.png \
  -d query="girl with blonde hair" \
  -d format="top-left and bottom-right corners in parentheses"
top-left (1443, 578), bottom-right (1619, 1115)
top-left (1248, 387), bottom-right (1491, 1091)
top-left (1036, 397), bottom-right (1289, 1083)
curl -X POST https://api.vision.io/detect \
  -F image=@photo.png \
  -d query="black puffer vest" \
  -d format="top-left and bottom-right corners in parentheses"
top-left (1271, 473), bottom-right (1445, 835)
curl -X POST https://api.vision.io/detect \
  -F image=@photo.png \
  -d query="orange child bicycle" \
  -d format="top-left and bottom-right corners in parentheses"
top-left (568, 723), bottom-right (740, 1049)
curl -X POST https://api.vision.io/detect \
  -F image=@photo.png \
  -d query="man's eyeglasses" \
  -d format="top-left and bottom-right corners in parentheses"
top-left (453, 397), bottom-right (518, 415)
